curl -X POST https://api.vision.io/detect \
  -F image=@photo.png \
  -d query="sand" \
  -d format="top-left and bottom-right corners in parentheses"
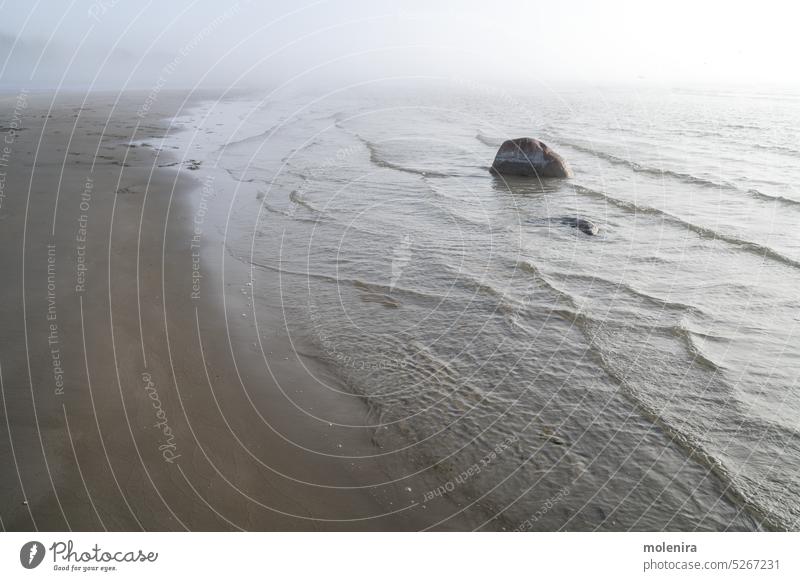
top-left (0, 90), bottom-right (485, 531)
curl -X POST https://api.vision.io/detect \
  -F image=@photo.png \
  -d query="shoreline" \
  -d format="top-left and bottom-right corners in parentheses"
top-left (0, 90), bottom-right (485, 531)
top-left (0, 88), bottom-right (767, 532)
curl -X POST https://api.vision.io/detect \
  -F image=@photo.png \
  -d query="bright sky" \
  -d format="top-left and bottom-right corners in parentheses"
top-left (1, 0), bottom-right (798, 89)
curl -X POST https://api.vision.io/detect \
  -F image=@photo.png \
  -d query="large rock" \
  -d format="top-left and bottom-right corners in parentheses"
top-left (490, 137), bottom-right (572, 178)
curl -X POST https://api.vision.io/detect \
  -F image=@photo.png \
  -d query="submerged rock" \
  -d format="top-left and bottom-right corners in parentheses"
top-left (561, 217), bottom-right (599, 236)
top-left (490, 137), bottom-right (572, 178)
top-left (541, 427), bottom-right (568, 446)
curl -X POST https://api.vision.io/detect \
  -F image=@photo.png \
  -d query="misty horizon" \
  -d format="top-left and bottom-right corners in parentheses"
top-left (1, 0), bottom-right (798, 92)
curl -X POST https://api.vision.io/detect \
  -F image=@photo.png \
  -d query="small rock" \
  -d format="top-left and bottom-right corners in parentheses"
top-left (541, 426), bottom-right (568, 446)
top-left (561, 216), bottom-right (599, 236)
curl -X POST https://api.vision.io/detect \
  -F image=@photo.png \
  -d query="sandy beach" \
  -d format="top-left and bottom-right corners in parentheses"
top-left (0, 90), bottom-right (490, 531)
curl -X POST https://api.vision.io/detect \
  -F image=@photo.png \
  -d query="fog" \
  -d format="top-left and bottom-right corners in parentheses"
top-left (1, 0), bottom-right (798, 91)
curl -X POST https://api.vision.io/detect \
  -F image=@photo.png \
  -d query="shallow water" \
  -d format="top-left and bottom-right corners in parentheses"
top-left (166, 82), bottom-right (800, 530)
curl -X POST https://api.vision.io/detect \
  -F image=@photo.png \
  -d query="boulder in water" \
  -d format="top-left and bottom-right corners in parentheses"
top-left (490, 137), bottom-right (572, 178)
top-left (561, 217), bottom-right (599, 236)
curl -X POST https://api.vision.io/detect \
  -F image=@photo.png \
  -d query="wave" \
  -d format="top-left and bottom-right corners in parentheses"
top-left (220, 122), bottom-right (284, 150)
top-left (249, 260), bottom-right (444, 303)
top-left (438, 262), bottom-right (519, 306)
top-left (223, 167), bottom-right (272, 186)
top-left (646, 126), bottom-right (799, 159)
top-left (420, 182), bottom-right (494, 230)
top-left (258, 188), bottom-right (400, 235)
top-left (255, 198), bottom-right (324, 225)
top-left (571, 184), bottom-right (800, 270)
top-left (515, 254), bottom-right (787, 529)
top-left (288, 189), bottom-right (330, 219)
top-left (723, 122), bottom-right (763, 131)
top-left (516, 262), bottom-right (716, 366)
top-left (399, 339), bottom-right (461, 389)
top-left (514, 261), bottom-right (707, 345)
top-left (513, 263), bottom-right (773, 529)
top-left (751, 141), bottom-right (800, 158)
top-left (744, 188), bottom-right (800, 207)
top-left (558, 139), bottom-right (800, 209)
top-left (515, 260), bottom-right (580, 312)
top-left (671, 324), bottom-right (725, 372)
top-left (590, 122), bottom-right (800, 159)
top-left (257, 198), bottom-right (293, 218)
top-left (475, 132), bottom-right (504, 147)
top-left (285, 189), bottom-right (395, 238)
top-left (423, 178), bottom-right (460, 202)
top-left (559, 139), bottom-right (732, 187)
top-left (589, 344), bottom-right (774, 528)
top-left (356, 135), bottom-right (451, 178)
top-left (537, 269), bottom-right (701, 315)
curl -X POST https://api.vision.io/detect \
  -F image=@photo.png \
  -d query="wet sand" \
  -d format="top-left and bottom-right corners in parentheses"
top-left (0, 90), bottom-right (486, 531)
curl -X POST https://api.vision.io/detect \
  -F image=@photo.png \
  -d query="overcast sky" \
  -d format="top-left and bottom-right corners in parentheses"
top-left (1, 0), bottom-right (797, 91)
